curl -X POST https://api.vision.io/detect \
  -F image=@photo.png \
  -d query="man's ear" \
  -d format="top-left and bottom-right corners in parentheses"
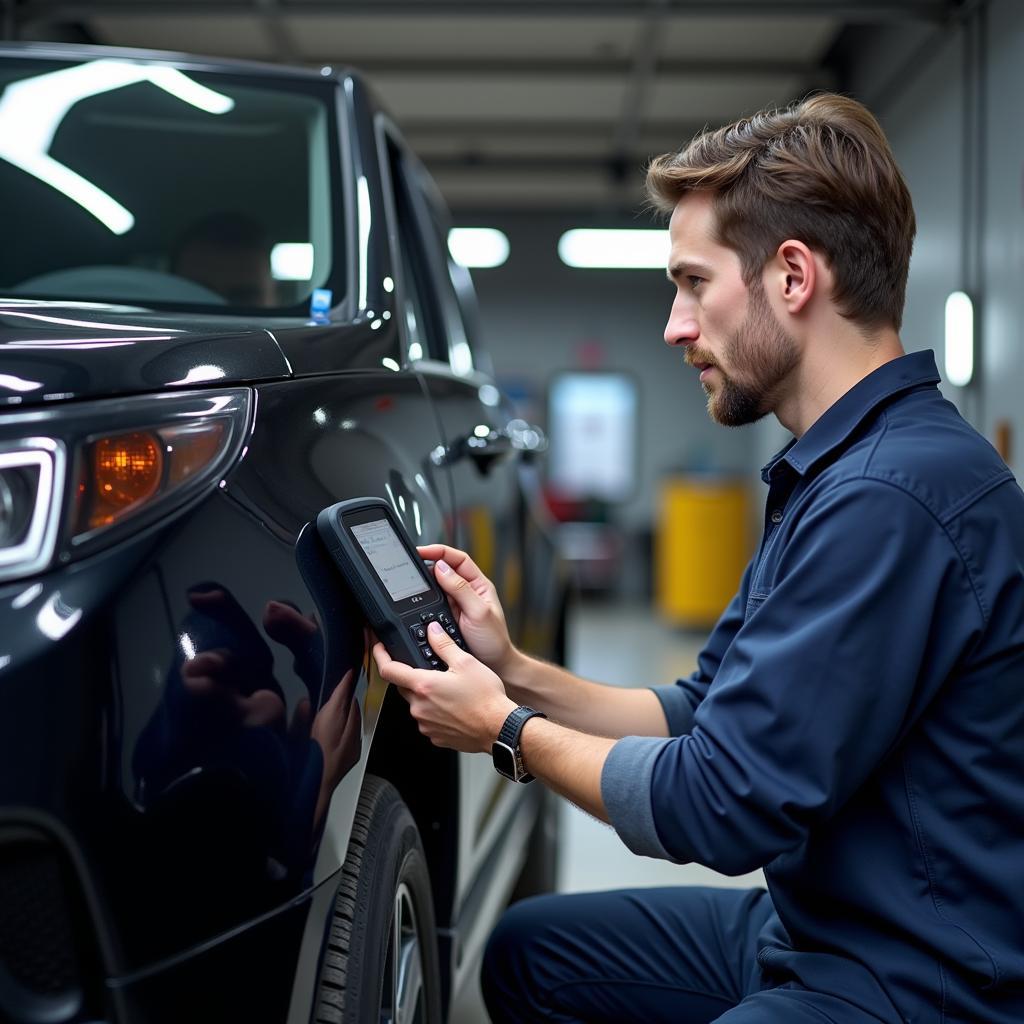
top-left (770, 240), bottom-right (816, 315)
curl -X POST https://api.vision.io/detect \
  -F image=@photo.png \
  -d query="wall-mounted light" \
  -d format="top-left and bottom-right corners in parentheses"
top-left (558, 229), bottom-right (670, 269)
top-left (944, 290), bottom-right (974, 387)
top-left (448, 228), bottom-right (509, 268)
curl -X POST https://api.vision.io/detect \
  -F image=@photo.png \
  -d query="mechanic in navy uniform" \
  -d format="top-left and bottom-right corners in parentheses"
top-left (373, 92), bottom-right (1024, 1023)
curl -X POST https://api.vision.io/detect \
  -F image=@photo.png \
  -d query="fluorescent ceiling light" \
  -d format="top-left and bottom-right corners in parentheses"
top-left (145, 66), bottom-right (234, 115)
top-left (271, 242), bottom-right (315, 281)
top-left (448, 228), bottom-right (509, 269)
top-left (558, 228), bottom-right (670, 269)
top-left (944, 290), bottom-right (974, 387)
top-left (0, 59), bottom-right (234, 235)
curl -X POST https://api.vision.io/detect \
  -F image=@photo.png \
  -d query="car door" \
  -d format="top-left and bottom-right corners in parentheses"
top-left (380, 129), bottom-right (531, 914)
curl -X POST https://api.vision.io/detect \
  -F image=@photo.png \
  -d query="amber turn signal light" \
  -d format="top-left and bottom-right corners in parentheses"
top-left (75, 419), bottom-right (229, 536)
top-left (87, 431), bottom-right (163, 529)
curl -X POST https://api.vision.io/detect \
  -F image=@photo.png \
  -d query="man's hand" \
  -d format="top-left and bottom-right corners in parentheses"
top-left (372, 621), bottom-right (516, 753)
top-left (417, 544), bottom-right (517, 676)
top-left (375, 623), bottom-right (614, 822)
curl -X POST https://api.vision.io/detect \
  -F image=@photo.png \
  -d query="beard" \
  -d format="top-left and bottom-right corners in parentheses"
top-left (696, 278), bottom-right (799, 427)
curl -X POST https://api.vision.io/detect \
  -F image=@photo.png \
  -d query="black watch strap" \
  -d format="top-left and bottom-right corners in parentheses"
top-left (495, 706), bottom-right (547, 782)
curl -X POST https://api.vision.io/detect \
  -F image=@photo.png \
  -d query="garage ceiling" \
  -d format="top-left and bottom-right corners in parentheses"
top-left (10, 0), bottom-right (958, 211)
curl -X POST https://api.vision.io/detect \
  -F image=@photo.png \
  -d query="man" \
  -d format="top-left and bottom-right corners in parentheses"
top-left (373, 93), bottom-right (1024, 1023)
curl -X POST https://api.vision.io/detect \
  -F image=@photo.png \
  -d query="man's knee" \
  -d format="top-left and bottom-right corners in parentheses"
top-left (481, 895), bottom-right (556, 1022)
top-left (482, 896), bottom-right (536, 984)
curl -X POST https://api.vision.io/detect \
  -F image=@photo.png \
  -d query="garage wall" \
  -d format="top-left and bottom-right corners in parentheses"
top-left (465, 211), bottom-right (755, 531)
top-left (979, 0), bottom-right (1024, 479)
top-left (841, 0), bottom-right (1023, 478)
top-left (843, 16), bottom-right (967, 413)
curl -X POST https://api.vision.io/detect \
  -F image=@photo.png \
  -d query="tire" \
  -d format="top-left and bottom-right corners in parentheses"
top-left (314, 775), bottom-right (442, 1024)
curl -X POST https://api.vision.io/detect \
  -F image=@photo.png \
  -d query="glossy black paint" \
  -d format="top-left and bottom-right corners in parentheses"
top-left (0, 303), bottom-right (290, 407)
top-left (0, 42), bottom-right (564, 1024)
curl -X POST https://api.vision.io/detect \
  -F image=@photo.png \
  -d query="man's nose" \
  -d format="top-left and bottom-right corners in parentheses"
top-left (664, 310), bottom-right (699, 347)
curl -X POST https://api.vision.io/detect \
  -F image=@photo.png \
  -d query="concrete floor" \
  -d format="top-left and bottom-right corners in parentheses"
top-left (450, 599), bottom-right (764, 1022)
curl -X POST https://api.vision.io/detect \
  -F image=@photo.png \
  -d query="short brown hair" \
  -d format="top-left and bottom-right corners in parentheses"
top-left (646, 93), bottom-right (916, 331)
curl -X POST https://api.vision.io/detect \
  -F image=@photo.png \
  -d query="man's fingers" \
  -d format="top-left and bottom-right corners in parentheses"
top-left (417, 544), bottom-right (489, 587)
top-left (426, 622), bottom-right (464, 665)
top-left (431, 560), bottom-right (489, 617)
top-left (374, 629), bottom-right (462, 674)
top-left (372, 641), bottom-right (432, 692)
top-left (372, 642), bottom-right (411, 687)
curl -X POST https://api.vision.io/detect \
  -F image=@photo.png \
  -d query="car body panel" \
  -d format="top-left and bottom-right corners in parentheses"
top-left (0, 301), bottom-right (291, 406)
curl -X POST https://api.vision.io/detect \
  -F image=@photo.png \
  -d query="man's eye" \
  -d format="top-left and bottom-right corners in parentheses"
top-left (687, 276), bottom-right (704, 290)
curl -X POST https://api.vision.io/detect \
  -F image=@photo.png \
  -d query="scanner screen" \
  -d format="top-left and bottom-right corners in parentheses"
top-left (350, 518), bottom-right (431, 602)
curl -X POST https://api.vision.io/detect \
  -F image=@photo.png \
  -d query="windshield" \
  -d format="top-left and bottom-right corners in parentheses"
top-left (0, 57), bottom-right (342, 315)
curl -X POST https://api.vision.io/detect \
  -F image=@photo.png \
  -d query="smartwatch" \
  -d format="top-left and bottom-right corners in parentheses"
top-left (491, 706), bottom-right (547, 783)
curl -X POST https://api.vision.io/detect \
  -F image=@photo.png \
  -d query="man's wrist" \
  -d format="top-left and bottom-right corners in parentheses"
top-left (485, 696), bottom-right (518, 748)
top-left (498, 647), bottom-right (536, 700)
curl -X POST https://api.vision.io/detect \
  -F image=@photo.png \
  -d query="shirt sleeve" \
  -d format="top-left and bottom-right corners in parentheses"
top-left (649, 558), bottom-right (756, 736)
top-left (603, 479), bottom-right (984, 873)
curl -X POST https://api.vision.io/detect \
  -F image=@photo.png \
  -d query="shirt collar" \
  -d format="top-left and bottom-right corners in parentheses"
top-left (760, 349), bottom-right (941, 484)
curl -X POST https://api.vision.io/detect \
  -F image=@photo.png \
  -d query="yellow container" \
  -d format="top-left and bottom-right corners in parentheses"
top-left (656, 475), bottom-right (750, 628)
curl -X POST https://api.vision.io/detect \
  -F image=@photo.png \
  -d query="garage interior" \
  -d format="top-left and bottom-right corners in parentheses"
top-left (3, 1), bottom-right (1020, 1020)
top-left (11, 0), bottom-right (1009, 598)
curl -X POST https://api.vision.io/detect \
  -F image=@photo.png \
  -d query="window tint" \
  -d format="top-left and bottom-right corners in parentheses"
top-left (410, 165), bottom-right (490, 377)
top-left (0, 57), bottom-right (342, 314)
top-left (434, 210), bottom-right (491, 378)
top-left (386, 136), bottom-right (447, 362)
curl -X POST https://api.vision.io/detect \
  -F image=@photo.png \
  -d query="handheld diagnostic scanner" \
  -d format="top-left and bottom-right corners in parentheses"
top-left (317, 497), bottom-right (468, 671)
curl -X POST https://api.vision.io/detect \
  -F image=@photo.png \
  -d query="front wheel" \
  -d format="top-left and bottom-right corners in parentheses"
top-left (314, 775), bottom-right (442, 1024)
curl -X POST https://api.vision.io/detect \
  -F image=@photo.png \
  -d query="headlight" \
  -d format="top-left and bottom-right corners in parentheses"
top-left (0, 439), bottom-right (63, 579)
top-left (0, 389), bottom-right (251, 583)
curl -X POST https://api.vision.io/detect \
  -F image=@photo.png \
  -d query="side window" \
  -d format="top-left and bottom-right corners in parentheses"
top-left (446, 251), bottom-right (494, 379)
top-left (419, 180), bottom-right (492, 378)
top-left (386, 132), bottom-right (492, 377)
top-left (385, 136), bottom-right (447, 363)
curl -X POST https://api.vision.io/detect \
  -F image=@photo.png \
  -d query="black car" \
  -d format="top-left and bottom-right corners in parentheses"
top-left (0, 42), bottom-right (566, 1024)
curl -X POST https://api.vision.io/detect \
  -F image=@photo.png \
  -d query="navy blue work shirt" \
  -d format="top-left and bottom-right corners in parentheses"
top-left (602, 350), bottom-right (1024, 1023)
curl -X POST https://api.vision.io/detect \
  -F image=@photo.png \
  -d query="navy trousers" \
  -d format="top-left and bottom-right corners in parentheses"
top-left (482, 886), bottom-right (887, 1023)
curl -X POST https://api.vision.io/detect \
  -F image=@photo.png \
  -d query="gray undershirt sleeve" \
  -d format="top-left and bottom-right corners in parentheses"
top-left (600, 735), bottom-right (681, 862)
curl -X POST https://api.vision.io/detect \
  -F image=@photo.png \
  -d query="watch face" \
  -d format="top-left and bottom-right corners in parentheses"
top-left (491, 741), bottom-right (517, 780)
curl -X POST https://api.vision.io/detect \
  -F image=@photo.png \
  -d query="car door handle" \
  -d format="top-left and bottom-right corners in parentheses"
top-left (431, 428), bottom-right (513, 474)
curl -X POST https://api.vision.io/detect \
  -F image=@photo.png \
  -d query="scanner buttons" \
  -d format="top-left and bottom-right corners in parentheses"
top-left (413, 608), bottom-right (466, 667)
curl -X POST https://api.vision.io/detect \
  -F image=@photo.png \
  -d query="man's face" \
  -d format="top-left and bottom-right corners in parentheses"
top-left (664, 192), bottom-right (799, 426)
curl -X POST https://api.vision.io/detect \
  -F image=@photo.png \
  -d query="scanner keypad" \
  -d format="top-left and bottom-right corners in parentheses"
top-left (413, 608), bottom-right (467, 669)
